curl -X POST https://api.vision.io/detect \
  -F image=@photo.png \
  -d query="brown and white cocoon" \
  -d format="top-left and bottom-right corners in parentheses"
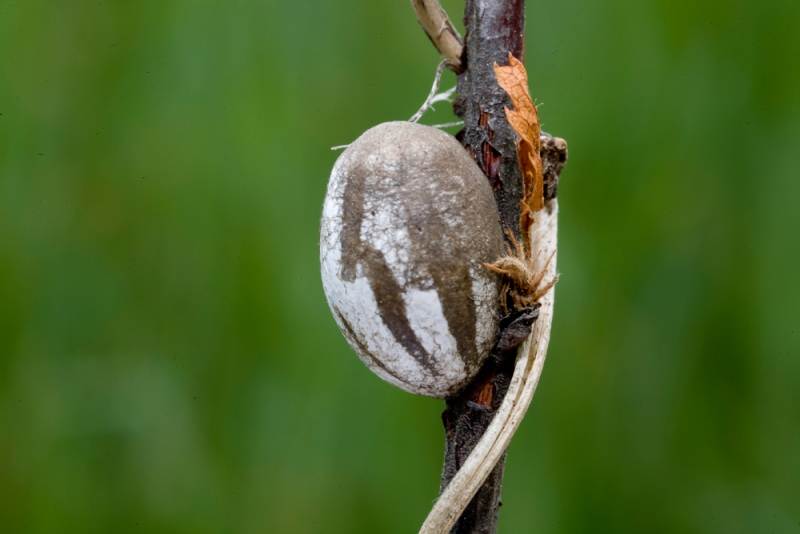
top-left (320, 121), bottom-right (504, 398)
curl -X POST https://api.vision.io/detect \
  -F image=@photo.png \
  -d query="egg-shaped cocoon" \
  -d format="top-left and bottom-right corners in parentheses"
top-left (320, 121), bottom-right (504, 398)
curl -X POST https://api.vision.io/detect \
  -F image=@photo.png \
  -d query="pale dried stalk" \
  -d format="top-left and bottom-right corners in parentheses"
top-left (409, 60), bottom-right (457, 123)
top-left (419, 199), bottom-right (559, 534)
top-left (409, 0), bottom-right (464, 72)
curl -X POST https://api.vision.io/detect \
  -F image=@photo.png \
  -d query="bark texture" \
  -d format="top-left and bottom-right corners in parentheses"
top-left (453, 0), bottom-right (526, 239)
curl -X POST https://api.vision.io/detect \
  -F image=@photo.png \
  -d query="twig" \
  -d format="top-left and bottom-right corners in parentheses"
top-left (430, 121), bottom-right (463, 129)
top-left (409, 0), bottom-right (464, 72)
top-left (406, 0), bottom-right (568, 531)
top-left (426, 1), bottom-right (528, 532)
top-left (410, 60), bottom-right (457, 123)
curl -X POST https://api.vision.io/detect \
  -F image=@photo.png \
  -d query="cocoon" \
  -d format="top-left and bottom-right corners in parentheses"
top-left (320, 121), bottom-right (504, 398)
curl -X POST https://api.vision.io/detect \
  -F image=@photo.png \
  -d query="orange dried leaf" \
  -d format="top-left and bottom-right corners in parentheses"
top-left (494, 53), bottom-right (544, 228)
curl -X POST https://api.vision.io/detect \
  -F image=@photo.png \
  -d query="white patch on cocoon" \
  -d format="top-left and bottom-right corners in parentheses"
top-left (402, 288), bottom-right (466, 382)
top-left (320, 156), bottom-right (347, 276)
top-left (320, 158), bottom-right (442, 396)
top-left (359, 194), bottom-right (413, 287)
top-left (470, 264), bottom-right (499, 354)
top-left (424, 185), bottom-right (463, 230)
top-left (327, 276), bottom-right (436, 394)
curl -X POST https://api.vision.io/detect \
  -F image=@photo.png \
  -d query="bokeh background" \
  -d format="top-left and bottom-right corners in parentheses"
top-left (2, 1), bottom-right (799, 532)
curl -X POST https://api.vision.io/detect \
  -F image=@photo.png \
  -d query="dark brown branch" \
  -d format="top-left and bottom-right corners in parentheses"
top-left (440, 1), bottom-right (526, 533)
top-left (454, 0), bottom-right (526, 240)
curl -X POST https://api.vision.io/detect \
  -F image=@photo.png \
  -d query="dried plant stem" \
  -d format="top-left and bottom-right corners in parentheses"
top-left (411, 0), bottom-right (567, 531)
top-left (409, 0), bottom-right (464, 72)
top-left (424, 1), bottom-right (527, 532)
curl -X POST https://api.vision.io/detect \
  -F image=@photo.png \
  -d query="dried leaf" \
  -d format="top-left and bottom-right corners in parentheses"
top-left (494, 54), bottom-right (543, 234)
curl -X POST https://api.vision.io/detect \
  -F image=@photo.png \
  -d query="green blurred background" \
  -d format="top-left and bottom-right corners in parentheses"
top-left (1, 0), bottom-right (798, 532)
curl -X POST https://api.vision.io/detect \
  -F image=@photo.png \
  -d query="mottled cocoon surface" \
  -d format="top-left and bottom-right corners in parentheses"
top-left (320, 121), bottom-right (504, 398)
